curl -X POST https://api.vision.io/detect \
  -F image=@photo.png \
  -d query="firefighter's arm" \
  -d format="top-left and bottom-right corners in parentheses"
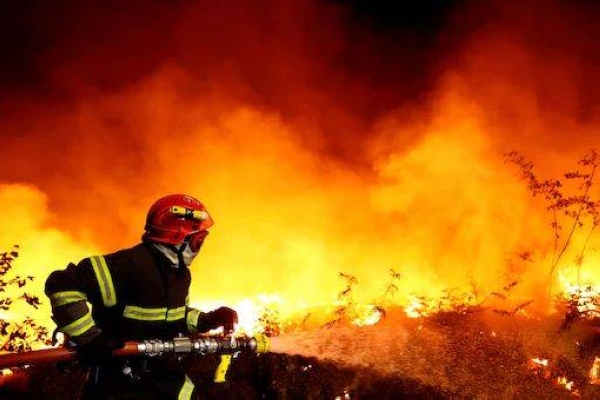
top-left (185, 307), bottom-right (204, 334)
top-left (185, 306), bottom-right (238, 333)
top-left (45, 257), bottom-right (115, 344)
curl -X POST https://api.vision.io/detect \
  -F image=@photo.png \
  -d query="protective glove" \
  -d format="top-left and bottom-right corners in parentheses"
top-left (198, 307), bottom-right (238, 333)
top-left (75, 333), bottom-right (123, 366)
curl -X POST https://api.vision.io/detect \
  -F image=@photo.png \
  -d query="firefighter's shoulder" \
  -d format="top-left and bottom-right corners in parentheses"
top-left (77, 243), bottom-right (143, 270)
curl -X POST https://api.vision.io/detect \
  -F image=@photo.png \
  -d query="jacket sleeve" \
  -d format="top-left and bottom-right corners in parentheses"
top-left (45, 256), bottom-right (117, 344)
top-left (185, 306), bottom-right (207, 333)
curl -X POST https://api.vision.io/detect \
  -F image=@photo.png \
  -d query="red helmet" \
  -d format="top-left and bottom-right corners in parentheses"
top-left (143, 194), bottom-right (214, 248)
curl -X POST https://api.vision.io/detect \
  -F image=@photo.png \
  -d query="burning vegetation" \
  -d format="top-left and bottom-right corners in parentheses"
top-left (5, 151), bottom-right (600, 397)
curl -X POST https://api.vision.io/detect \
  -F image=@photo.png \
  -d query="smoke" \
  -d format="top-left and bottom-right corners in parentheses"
top-left (1, 0), bottom-right (600, 311)
top-left (447, 0), bottom-right (600, 157)
top-left (0, 184), bottom-right (97, 326)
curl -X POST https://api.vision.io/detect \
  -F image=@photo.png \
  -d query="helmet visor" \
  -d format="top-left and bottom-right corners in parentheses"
top-left (188, 230), bottom-right (209, 252)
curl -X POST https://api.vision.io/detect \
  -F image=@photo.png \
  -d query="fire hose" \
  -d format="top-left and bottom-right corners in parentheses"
top-left (0, 334), bottom-right (270, 370)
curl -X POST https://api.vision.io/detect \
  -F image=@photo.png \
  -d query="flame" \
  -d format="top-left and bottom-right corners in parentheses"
top-left (189, 294), bottom-right (288, 336)
top-left (530, 357), bottom-right (549, 368)
top-left (2, 0), bottom-right (600, 352)
top-left (557, 376), bottom-right (577, 394)
top-left (529, 357), bottom-right (581, 395)
top-left (591, 357), bottom-right (600, 386)
top-left (190, 296), bottom-right (384, 336)
top-left (527, 357), bottom-right (552, 383)
top-left (558, 269), bottom-right (600, 320)
top-left (351, 305), bottom-right (383, 327)
top-left (405, 297), bottom-right (429, 319)
top-left (558, 269), bottom-right (600, 295)
top-left (0, 185), bottom-right (97, 330)
top-left (334, 391), bottom-right (351, 400)
top-left (403, 292), bottom-right (478, 319)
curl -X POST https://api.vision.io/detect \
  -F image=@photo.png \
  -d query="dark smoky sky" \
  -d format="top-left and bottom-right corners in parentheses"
top-left (2, 0), bottom-right (600, 175)
top-left (0, 0), bottom-right (482, 242)
top-left (2, 0), bottom-right (600, 144)
top-left (3, 0), bottom-right (600, 209)
top-left (0, 1), bottom-right (460, 88)
top-left (0, 0), bottom-right (470, 115)
top-left (0, 0), bottom-right (488, 178)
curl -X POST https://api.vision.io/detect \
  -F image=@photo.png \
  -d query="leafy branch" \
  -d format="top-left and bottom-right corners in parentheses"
top-left (0, 246), bottom-right (51, 354)
top-left (381, 268), bottom-right (402, 305)
top-left (325, 272), bottom-right (359, 327)
top-left (506, 150), bottom-right (600, 297)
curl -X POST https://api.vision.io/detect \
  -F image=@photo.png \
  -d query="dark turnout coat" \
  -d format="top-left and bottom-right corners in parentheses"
top-left (45, 242), bottom-right (205, 399)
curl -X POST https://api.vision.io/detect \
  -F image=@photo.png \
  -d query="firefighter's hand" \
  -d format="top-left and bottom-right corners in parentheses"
top-left (199, 307), bottom-right (238, 333)
top-left (75, 334), bottom-right (122, 366)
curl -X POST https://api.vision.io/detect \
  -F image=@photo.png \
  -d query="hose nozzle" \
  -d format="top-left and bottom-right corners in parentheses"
top-left (251, 334), bottom-right (270, 354)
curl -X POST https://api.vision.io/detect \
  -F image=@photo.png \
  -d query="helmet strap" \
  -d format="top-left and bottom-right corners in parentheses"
top-left (168, 243), bottom-right (187, 269)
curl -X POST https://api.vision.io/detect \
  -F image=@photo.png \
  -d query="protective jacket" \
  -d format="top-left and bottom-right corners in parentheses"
top-left (45, 242), bottom-right (205, 399)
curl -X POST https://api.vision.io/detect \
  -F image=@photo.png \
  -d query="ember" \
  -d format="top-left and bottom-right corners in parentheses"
top-left (557, 376), bottom-right (579, 396)
top-left (530, 357), bottom-right (549, 368)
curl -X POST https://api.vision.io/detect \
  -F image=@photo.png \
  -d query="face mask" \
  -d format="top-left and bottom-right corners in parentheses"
top-left (153, 242), bottom-right (201, 268)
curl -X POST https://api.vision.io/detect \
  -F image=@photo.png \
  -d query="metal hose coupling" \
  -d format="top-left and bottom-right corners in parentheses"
top-left (194, 334), bottom-right (270, 355)
top-left (137, 335), bottom-right (270, 357)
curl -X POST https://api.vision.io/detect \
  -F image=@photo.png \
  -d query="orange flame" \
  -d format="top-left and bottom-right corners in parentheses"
top-left (557, 376), bottom-right (577, 394)
top-left (589, 357), bottom-right (600, 385)
top-left (351, 305), bottom-right (383, 327)
top-left (530, 358), bottom-right (549, 368)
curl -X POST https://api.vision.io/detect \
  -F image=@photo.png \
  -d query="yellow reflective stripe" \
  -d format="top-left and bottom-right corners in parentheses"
top-left (214, 354), bottom-right (232, 383)
top-left (124, 305), bottom-right (188, 321)
top-left (50, 291), bottom-right (88, 308)
top-left (186, 309), bottom-right (201, 332)
top-left (90, 256), bottom-right (116, 307)
top-left (123, 305), bottom-right (167, 321)
top-left (166, 306), bottom-right (186, 322)
top-left (178, 374), bottom-right (195, 400)
top-left (61, 312), bottom-right (95, 337)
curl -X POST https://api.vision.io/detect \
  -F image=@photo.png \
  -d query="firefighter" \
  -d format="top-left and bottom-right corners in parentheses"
top-left (45, 194), bottom-right (238, 399)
